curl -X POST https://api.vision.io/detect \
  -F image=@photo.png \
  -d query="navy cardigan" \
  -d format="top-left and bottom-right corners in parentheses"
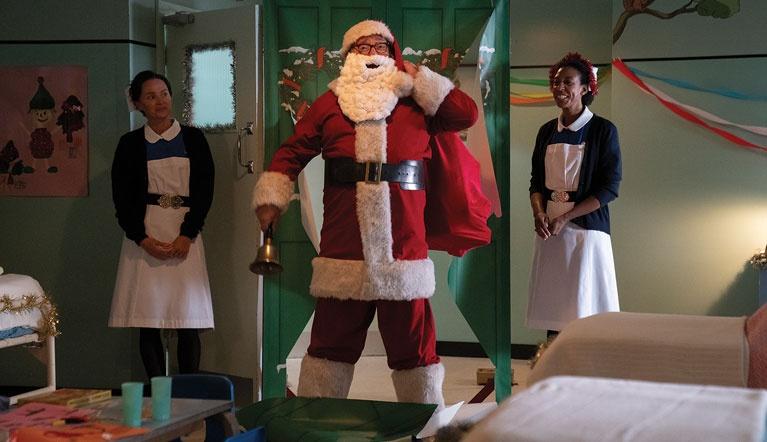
top-left (529, 114), bottom-right (622, 234)
top-left (111, 125), bottom-right (215, 245)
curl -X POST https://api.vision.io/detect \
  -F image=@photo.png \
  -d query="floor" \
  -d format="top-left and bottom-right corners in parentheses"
top-left (285, 356), bottom-right (532, 405)
top-left (184, 357), bottom-right (530, 442)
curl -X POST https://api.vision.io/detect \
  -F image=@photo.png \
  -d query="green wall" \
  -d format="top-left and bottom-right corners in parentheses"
top-left (0, 0), bottom-right (155, 387)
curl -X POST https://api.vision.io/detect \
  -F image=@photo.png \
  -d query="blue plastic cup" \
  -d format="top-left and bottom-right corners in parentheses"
top-left (121, 382), bottom-right (144, 427)
top-left (151, 376), bottom-right (172, 421)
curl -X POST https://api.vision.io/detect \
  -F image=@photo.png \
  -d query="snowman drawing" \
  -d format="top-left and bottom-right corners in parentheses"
top-left (25, 77), bottom-right (58, 173)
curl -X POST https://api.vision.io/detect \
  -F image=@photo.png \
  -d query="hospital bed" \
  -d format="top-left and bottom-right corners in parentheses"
top-left (463, 375), bottom-right (767, 442)
top-left (526, 311), bottom-right (749, 388)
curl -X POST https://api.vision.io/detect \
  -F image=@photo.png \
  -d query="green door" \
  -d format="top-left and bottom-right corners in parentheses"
top-left (387, 0), bottom-right (511, 402)
top-left (262, 0), bottom-right (387, 399)
top-left (262, 0), bottom-right (510, 401)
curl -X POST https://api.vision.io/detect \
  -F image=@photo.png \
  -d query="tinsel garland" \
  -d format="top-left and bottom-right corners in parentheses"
top-left (182, 41), bottom-right (237, 131)
top-left (528, 334), bottom-right (557, 370)
top-left (752, 246), bottom-right (767, 270)
top-left (0, 292), bottom-right (59, 340)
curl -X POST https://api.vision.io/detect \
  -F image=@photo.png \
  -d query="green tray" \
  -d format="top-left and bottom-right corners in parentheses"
top-left (236, 397), bottom-right (436, 441)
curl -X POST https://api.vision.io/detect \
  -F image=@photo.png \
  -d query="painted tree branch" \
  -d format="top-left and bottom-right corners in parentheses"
top-left (613, 0), bottom-right (698, 43)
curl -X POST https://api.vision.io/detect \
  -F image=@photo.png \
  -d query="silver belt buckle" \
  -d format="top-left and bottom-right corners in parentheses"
top-left (158, 193), bottom-right (184, 209)
top-left (364, 161), bottom-right (383, 184)
top-left (551, 190), bottom-right (570, 203)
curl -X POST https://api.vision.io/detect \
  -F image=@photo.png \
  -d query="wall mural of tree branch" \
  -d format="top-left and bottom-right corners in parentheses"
top-left (613, 0), bottom-right (740, 44)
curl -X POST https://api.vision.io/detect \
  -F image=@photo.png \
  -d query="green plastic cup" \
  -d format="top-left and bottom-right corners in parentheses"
top-left (151, 376), bottom-right (172, 421)
top-left (121, 382), bottom-right (144, 427)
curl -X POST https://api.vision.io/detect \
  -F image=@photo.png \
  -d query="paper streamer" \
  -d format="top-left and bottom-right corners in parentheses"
top-left (510, 68), bottom-right (612, 106)
top-left (627, 66), bottom-right (767, 101)
top-left (613, 59), bottom-right (766, 153)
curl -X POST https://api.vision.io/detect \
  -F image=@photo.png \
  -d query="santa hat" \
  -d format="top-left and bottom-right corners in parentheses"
top-left (340, 20), bottom-right (394, 56)
top-left (29, 77), bottom-right (55, 111)
top-left (339, 20), bottom-right (406, 71)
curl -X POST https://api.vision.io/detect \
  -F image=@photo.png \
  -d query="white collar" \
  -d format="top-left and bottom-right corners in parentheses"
top-left (557, 106), bottom-right (593, 132)
top-left (144, 120), bottom-right (181, 143)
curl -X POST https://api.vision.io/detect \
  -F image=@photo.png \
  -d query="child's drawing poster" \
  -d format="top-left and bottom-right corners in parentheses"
top-left (0, 66), bottom-right (88, 196)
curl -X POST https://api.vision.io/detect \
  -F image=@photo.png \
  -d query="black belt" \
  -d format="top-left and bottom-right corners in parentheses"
top-left (548, 189), bottom-right (577, 203)
top-left (146, 193), bottom-right (191, 209)
top-left (325, 158), bottom-right (425, 190)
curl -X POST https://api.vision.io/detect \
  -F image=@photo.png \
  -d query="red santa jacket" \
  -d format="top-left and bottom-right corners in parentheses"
top-left (253, 66), bottom-right (477, 301)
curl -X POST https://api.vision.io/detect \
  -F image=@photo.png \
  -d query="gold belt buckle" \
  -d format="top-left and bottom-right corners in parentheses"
top-left (364, 161), bottom-right (383, 184)
top-left (551, 190), bottom-right (570, 203)
top-left (157, 193), bottom-right (184, 209)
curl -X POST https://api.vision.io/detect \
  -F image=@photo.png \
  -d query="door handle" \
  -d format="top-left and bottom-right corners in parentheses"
top-left (237, 122), bottom-right (255, 174)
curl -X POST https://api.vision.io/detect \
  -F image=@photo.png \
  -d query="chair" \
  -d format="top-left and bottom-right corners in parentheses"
top-left (171, 374), bottom-right (238, 441)
top-left (225, 427), bottom-right (265, 442)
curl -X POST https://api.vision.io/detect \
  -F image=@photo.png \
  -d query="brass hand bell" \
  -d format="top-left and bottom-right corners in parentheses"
top-left (249, 224), bottom-right (283, 275)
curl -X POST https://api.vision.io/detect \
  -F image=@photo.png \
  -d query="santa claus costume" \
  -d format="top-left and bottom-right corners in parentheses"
top-left (253, 20), bottom-right (477, 406)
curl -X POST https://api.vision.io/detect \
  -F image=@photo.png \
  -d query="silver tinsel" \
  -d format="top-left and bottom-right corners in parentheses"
top-left (0, 292), bottom-right (59, 340)
top-left (181, 40), bottom-right (237, 131)
top-left (752, 246), bottom-right (767, 270)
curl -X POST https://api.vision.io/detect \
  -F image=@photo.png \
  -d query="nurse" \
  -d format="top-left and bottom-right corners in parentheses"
top-left (526, 52), bottom-right (622, 339)
top-left (109, 70), bottom-right (215, 378)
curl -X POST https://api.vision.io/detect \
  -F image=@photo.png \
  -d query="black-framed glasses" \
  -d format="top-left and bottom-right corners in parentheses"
top-left (353, 43), bottom-right (390, 55)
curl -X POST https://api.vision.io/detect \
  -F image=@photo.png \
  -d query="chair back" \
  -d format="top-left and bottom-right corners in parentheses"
top-left (225, 426), bottom-right (265, 442)
top-left (171, 374), bottom-right (234, 404)
top-left (171, 374), bottom-right (236, 441)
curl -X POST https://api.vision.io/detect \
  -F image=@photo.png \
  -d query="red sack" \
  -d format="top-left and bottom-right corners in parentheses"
top-left (425, 131), bottom-right (492, 256)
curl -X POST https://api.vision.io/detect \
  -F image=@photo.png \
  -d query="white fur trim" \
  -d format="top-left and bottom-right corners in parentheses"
top-left (340, 20), bottom-right (394, 56)
top-left (354, 120), bottom-right (387, 163)
top-left (311, 258), bottom-right (366, 298)
top-left (356, 182), bottom-right (393, 264)
top-left (252, 171), bottom-right (294, 212)
top-left (412, 65), bottom-right (455, 116)
top-left (392, 71), bottom-right (414, 98)
top-left (297, 354), bottom-right (355, 398)
top-left (310, 257), bottom-right (435, 301)
top-left (392, 363), bottom-right (445, 408)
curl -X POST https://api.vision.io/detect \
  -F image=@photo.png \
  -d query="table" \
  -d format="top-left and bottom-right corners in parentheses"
top-left (89, 397), bottom-right (234, 441)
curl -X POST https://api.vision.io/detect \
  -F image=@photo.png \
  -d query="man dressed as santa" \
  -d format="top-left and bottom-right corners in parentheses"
top-left (253, 19), bottom-right (477, 407)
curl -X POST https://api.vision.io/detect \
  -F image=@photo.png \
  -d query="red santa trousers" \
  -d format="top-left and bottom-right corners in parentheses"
top-left (307, 297), bottom-right (440, 370)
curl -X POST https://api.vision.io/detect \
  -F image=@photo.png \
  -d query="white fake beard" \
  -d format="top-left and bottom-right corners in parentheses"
top-left (333, 53), bottom-right (413, 123)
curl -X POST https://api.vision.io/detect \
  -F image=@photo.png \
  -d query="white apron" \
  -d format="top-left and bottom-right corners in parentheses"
top-left (109, 131), bottom-right (213, 329)
top-left (526, 126), bottom-right (619, 331)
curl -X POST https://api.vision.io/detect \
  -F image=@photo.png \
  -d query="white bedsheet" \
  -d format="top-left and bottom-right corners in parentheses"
top-left (0, 274), bottom-right (44, 331)
top-left (464, 376), bottom-right (767, 442)
top-left (527, 311), bottom-right (748, 387)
